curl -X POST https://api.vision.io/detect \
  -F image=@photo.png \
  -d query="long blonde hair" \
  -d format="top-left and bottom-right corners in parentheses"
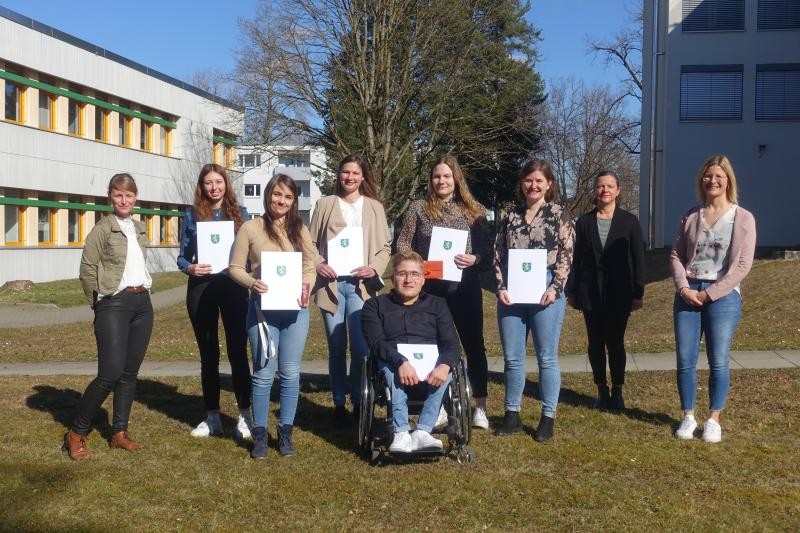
top-left (424, 155), bottom-right (484, 223)
top-left (695, 154), bottom-right (739, 204)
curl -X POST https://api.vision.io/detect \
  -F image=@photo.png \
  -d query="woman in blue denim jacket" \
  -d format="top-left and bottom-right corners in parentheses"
top-left (177, 164), bottom-right (252, 441)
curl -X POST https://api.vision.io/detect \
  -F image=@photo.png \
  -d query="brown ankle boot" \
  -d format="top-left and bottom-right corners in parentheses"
top-left (63, 430), bottom-right (90, 461)
top-left (109, 431), bottom-right (144, 451)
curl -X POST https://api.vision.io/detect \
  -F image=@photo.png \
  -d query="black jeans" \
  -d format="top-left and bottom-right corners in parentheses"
top-left (72, 290), bottom-right (153, 435)
top-left (186, 274), bottom-right (250, 411)
top-left (583, 306), bottom-right (630, 386)
top-left (424, 275), bottom-right (488, 398)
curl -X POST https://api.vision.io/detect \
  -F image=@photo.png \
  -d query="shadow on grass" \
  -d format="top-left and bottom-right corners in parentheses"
top-left (135, 378), bottom-right (237, 432)
top-left (293, 378), bottom-right (361, 457)
top-left (26, 384), bottom-right (110, 436)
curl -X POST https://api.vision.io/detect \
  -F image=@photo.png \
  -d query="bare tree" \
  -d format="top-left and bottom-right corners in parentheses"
top-left (233, 0), bottom-right (542, 220)
top-left (536, 78), bottom-right (639, 215)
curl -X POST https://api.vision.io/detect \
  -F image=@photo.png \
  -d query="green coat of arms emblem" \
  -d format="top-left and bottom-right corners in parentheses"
top-left (413, 353), bottom-right (424, 360)
top-left (210, 234), bottom-right (220, 244)
top-left (443, 240), bottom-right (452, 250)
top-left (340, 238), bottom-right (349, 248)
top-left (277, 266), bottom-right (287, 276)
top-left (522, 262), bottom-right (532, 272)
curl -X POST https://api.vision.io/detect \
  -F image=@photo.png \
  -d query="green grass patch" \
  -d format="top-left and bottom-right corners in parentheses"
top-left (2, 370), bottom-right (798, 530)
top-left (0, 271), bottom-right (187, 308)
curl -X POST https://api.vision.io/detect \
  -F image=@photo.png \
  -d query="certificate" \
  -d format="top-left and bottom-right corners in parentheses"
top-left (428, 226), bottom-right (468, 282)
top-left (260, 251), bottom-right (302, 310)
top-left (507, 248), bottom-right (548, 304)
top-left (327, 226), bottom-right (364, 276)
top-left (196, 221), bottom-right (235, 274)
top-left (397, 343), bottom-right (439, 379)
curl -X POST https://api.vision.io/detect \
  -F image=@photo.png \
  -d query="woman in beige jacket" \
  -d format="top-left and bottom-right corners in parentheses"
top-left (309, 154), bottom-right (391, 425)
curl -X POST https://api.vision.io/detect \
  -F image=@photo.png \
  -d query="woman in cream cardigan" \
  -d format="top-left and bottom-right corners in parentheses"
top-left (309, 154), bottom-right (391, 425)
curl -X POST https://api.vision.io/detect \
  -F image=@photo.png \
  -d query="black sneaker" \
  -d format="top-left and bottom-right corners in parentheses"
top-left (495, 411), bottom-right (523, 436)
top-left (533, 415), bottom-right (554, 442)
top-left (594, 384), bottom-right (610, 409)
top-left (250, 427), bottom-right (268, 459)
top-left (277, 424), bottom-right (295, 456)
top-left (609, 385), bottom-right (625, 411)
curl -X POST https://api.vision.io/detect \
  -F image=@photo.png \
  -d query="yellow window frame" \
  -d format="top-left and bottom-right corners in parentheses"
top-left (38, 91), bottom-right (57, 131)
top-left (68, 100), bottom-right (85, 137)
top-left (160, 215), bottom-right (173, 245)
top-left (67, 209), bottom-right (85, 245)
top-left (37, 207), bottom-right (57, 246)
top-left (4, 82), bottom-right (26, 124)
top-left (3, 205), bottom-right (26, 246)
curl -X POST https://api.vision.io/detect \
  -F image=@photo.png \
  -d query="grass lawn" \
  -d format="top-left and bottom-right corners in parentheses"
top-left (1, 258), bottom-right (798, 362)
top-left (0, 271), bottom-right (187, 308)
top-left (2, 370), bottom-right (798, 531)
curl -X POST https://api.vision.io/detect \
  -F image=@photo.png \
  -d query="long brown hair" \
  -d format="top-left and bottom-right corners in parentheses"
top-left (424, 155), bottom-right (484, 223)
top-left (262, 174), bottom-right (305, 252)
top-left (517, 159), bottom-right (560, 204)
top-left (333, 153), bottom-right (382, 202)
top-left (194, 163), bottom-right (244, 231)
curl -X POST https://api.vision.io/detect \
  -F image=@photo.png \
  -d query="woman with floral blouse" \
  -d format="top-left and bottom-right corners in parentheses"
top-left (493, 159), bottom-right (575, 442)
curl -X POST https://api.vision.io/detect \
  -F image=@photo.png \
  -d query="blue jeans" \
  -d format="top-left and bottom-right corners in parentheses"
top-left (247, 294), bottom-right (309, 428)
top-left (674, 280), bottom-right (741, 412)
top-left (497, 279), bottom-right (566, 418)
top-left (321, 278), bottom-right (369, 406)
top-left (377, 361), bottom-right (452, 433)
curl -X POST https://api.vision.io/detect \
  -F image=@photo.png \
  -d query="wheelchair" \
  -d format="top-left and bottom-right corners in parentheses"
top-left (356, 355), bottom-right (476, 465)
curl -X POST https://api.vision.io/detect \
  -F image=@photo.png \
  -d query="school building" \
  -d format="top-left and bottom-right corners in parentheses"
top-left (0, 6), bottom-right (243, 284)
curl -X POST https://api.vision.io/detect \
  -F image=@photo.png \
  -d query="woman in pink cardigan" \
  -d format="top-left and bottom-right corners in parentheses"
top-left (670, 155), bottom-right (756, 443)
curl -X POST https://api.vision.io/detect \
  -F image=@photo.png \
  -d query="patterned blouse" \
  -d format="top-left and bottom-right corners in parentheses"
top-left (494, 202), bottom-right (576, 296)
top-left (396, 199), bottom-right (491, 269)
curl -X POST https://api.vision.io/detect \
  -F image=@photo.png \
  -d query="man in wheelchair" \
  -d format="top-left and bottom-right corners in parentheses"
top-left (361, 251), bottom-right (461, 453)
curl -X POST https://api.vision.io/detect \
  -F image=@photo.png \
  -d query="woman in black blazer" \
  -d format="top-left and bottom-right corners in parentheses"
top-left (566, 170), bottom-right (645, 410)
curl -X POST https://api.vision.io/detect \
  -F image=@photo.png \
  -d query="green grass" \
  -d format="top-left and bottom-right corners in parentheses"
top-left (1, 258), bottom-right (798, 363)
top-left (2, 370), bottom-right (798, 531)
top-left (0, 271), bottom-right (187, 308)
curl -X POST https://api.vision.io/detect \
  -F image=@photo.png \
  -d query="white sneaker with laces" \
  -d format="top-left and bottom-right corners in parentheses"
top-left (702, 418), bottom-right (722, 443)
top-left (190, 417), bottom-right (223, 438)
top-left (434, 406), bottom-right (448, 429)
top-left (472, 406), bottom-right (490, 430)
top-left (675, 415), bottom-right (697, 440)
top-left (412, 430), bottom-right (443, 451)
top-left (234, 414), bottom-right (252, 440)
top-left (389, 431), bottom-right (413, 453)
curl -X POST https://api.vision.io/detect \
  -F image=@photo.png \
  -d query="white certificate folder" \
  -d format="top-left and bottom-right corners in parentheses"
top-left (196, 221), bottom-right (235, 274)
top-left (428, 226), bottom-right (468, 282)
top-left (397, 344), bottom-right (440, 379)
top-left (260, 251), bottom-right (302, 310)
top-left (327, 226), bottom-right (364, 276)
top-left (507, 249), bottom-right (548, 304)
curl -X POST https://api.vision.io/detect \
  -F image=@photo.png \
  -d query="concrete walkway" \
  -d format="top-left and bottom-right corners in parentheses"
top-left (2, 351), bottom-right (798, 377)
top-left (0, 284), bottom-right (187, 328)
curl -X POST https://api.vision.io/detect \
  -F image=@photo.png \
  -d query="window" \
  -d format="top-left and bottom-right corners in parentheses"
top-left (680, 65), bottom-right (743, 121)
top-left (225, 145), bottom-right (234, 168)
top-left (118, 114), bottom-right (131, 146)
top-left (159, 215), bottom-right (172, 245)
top-left (756, 64), bottom-right (800, 120)
top-left (3, 192), bottom-right (25, 246)
top-left (93, 198), bottom-right (107, 224)
top-left (37, 195), bottom-right (56, 245)
top-left (278, 152), bottom-right (310, 167)
top-left (140, 119), bottom-right (152, 151)
top-left (240, 154), bottom-right (261, 168)
top-left (160, 126), bottom-right (172, 156)
top-left (66, 196), bottom-right (84, 245)
top-left (758, 0), bottom-right (800, 30)
top-left (244, 184), bottom-right (261, 197)
top-left (95, 106), bottom-right (108, 141)
top-left (4, 81), bottom-right (25, 123)
top-left (68, 97), bottom-right (84, 136)
top-left (38, 78), bottom-right (56, 130)
top-left (682, 0), bottom-right (745, 32)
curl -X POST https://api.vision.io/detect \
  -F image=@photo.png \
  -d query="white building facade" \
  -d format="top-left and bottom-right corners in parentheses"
top-left (641, 0), bottom-right (800, 248)
top-left (238, 145), bottom-right (326, 225)
top-left (0, 7), bottom-right (243, 283)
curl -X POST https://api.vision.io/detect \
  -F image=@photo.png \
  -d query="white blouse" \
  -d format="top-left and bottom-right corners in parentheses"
top-left (338, 196), bottom-right (364, 227)
top-left (115, 216), bottom-right (152, 293)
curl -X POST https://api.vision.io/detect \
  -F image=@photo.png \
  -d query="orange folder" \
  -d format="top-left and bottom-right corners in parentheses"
top-left (423, 260), bottom-right (443, 280)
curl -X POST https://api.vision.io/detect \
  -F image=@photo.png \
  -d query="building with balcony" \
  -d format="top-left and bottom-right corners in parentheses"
top-left (238, 145), bottom-right (326, 225)
top-left (641, 0), bottom-right (800, 248)
top-left (0, 6), bottom-right (243, 283)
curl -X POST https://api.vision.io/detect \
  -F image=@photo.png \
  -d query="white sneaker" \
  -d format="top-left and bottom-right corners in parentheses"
top-left (412, 430), bottom-right (443, 451)
top-left (702, 418), bottom-right (722, 443)
top-left (190, 417), bottom-right (223, 438)
top-left (389, 431), bottom-right (413, 453)
top-left (434, 406), bottom-right (448, 429)
top-left (675, 416), bottom-right (697, 440)
top-left (234, 414), bottom-right (252, 441)
top-left (472, 406), bottom-right (490, 430)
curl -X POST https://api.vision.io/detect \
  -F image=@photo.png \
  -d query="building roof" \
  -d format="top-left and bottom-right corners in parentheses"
top-left (0, 5), bottom-right (243, 112)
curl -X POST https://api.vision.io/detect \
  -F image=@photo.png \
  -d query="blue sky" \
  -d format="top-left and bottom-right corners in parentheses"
top-left (1, 0), bottom-right (638, 93)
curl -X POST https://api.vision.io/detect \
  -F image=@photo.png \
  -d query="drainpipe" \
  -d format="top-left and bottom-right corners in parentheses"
top-left (647, 0), bottom-right (661, 249)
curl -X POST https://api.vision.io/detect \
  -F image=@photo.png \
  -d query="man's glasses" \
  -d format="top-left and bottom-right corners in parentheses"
top-left (395, 270), bottom-right (423, 279)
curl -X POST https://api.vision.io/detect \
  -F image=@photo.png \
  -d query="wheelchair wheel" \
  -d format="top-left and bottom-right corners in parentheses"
top-left (357, 358), bottom-right (375, 457)
top-left (451, 360), bottom-right (472, 446)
